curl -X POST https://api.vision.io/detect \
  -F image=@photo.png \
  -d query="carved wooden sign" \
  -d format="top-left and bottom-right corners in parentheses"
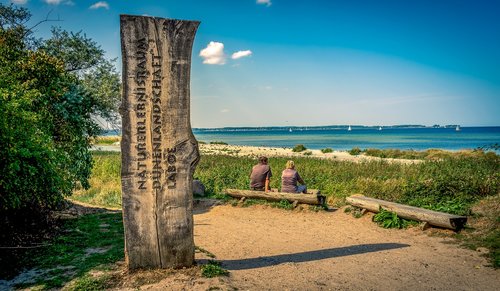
top-left (120, 15), bottom-right (200, 269)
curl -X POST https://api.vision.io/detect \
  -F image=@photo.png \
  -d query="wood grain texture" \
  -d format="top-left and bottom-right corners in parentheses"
top-left (225, 189), bottom-right (326, 205)
top-left (120, 15), bottom-right (200, 269)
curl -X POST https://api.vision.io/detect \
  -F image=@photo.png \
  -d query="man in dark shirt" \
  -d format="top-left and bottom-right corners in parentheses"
top-left (250, 156), bottom-right (272, 191)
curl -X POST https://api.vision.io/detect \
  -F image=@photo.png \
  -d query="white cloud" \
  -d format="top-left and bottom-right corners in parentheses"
top-left (44, 0), bottom-right (63, 4)
top-left (256, 0), bottom-right (272, 7)
top-left (221, 109), bottom-right (229, 113)
top-left (199, 41), bottom-right (226, 65)
top-left (231, 50), bottom-right (252, 60)
top-left (11, 0), bottom-right (28, 5)
top-left (89, 1), bottom-right (109, 10)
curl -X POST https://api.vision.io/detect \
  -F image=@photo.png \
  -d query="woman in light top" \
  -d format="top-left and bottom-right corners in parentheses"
top-left (281, 160), bottom-right (307, 193)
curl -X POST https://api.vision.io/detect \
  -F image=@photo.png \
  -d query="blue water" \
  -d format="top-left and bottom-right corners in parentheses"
top-left (191, 126), bottom-right (500, 151)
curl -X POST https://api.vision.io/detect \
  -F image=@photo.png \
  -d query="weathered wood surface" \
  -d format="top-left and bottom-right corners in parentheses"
top-left (225, 189), bottom-right (326, 205)
top-left (120, 15), bottom-right (200, 269)
top-left (346, 195), bottom-right (467, 230)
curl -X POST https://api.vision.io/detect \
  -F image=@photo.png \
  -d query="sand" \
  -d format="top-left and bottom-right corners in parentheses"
top-left (199, 143), bottom-right (420, 164)
top-left (115, 201), bottom-right (499, 290)
top-left (92, 143), bottom-right (419, 164)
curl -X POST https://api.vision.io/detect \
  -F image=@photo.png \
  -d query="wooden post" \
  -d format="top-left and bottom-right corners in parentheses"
top-left (120, 15), bottom-right (200, 269)
top-left (346, 195), bottom-right (467, 230)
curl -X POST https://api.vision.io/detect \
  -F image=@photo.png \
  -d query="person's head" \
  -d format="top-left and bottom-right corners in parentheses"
top-left (259, 156), bottom-right (268, 165)
top-left (286, 160), bottom-right (295, 169)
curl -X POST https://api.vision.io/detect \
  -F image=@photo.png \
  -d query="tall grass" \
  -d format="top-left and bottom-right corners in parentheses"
top-left (72, 151), bottom-right (122, 208)
top-left (73, 151), bottom-right (499, 215)
top-left (195, 154), bottom-right (499, 214)
top-left (92, 136), bottom-right (121, 145)
top-left (359, 147), bottom-right (497, 160)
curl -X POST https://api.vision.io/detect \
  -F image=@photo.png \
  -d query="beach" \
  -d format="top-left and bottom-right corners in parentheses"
top-left (92, 142), bottom-right (421, 164)
top-left (198, 143), bottom-right (420, 164)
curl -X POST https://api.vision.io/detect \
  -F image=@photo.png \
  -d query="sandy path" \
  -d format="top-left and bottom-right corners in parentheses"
top-left (192, 203), bottom-right (499, 291)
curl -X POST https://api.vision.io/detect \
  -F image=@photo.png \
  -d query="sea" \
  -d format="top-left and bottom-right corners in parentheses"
top-left (104, 126), bottom-right (500, 152)
top-left (192, 126), bottom-right (500, 152)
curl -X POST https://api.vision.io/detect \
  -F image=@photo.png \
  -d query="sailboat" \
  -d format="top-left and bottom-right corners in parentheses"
top-left (348, 125), bottom-right (352, 131)
top-left (378, 126), bottom-right (382, 131)
top-left (289, 128), bottom-right (293, 133)
top-left (456, 125), bottom-right (461, 131)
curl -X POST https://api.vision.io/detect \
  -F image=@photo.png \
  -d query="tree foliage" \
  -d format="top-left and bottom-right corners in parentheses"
top-left (0, 4), bottom-right (119, 212)
top-left (41, 27), bottom-right (121, 121)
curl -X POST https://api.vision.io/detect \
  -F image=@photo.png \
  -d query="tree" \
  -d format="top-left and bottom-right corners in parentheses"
top-left (41, 27), bottom-right (121, 123)
top-left (0, 4), bottom-right (119, 212)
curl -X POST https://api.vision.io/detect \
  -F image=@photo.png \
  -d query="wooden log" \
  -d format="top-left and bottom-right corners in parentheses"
top-left (225, 189), bottom-right (326, 205)
top-left (346, 195), bottom-right (467, 230)
top-left (120, 15), bottom-right (200, 269)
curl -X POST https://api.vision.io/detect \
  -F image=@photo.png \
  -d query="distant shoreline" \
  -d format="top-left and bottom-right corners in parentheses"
top-left (102, 125), bottom-right (500, 134)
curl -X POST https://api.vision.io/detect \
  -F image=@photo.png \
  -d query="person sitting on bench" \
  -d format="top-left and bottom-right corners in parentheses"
top-left (281, 160), bottom-right (307, 193)
top-left (250, 156), bottom-right (272, 192)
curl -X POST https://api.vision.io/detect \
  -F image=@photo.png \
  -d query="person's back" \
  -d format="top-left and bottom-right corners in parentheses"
top-left (250, 156), bottom-right (272, 191)
top-left (281, 160), bottom-right (307, 193)
top-left (281, 168), bottom-right (299, 193)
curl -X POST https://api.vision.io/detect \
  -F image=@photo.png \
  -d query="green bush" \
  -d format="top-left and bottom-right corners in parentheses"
top-left (210, 141), bottom-right (228, 145)
top-left (292, 144), bottom-right (307, 152)
top-left (0, 4), bottom-right (119, 214)
top-left (321, 148), bottom-right (333, 153)
top-left (348, 147), bottom-right (362, 155)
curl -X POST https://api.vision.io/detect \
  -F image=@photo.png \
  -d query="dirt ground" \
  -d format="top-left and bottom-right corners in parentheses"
top-left (125, 201), bottom-right (499, 291)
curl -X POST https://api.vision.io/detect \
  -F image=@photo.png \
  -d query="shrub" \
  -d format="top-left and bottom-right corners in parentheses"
top-left (348, 147), bottom-right (362, 155)
top-left (210, 141), bottom-right (228, 145)
top-left (303, 151), bottom-right (312, 156)
top-left (0, 4), bottom-right (119, 214)
top-left (364, 148), bottom-right (384, 158)
top-left (321, 148), bottom-right (333, 153)
top-left (292, 144), bottom-right (307, 152)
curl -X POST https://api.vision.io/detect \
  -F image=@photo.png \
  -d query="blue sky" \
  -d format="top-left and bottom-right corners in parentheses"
top-left (6, 0), bottom-right (500, 127)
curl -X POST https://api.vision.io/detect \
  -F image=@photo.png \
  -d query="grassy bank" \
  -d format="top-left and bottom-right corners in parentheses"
top-left (71, 150), bottom-right (499, 267)
top-left (74, 150), bottom-right (499, 214)
top-left (73, 151), bottom-right (121, 208)
top-left (92, 136), bottom-right (121, 145)
top-left (352, 147), bottom-right (499, 160)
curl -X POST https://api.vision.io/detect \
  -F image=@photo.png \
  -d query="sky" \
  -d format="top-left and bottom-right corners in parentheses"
top-left (4, 0), bottom-right (500, 127)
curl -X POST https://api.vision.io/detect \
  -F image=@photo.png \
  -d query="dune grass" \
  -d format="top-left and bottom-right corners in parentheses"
top-left (72, 151), bottom-right (122, 209)
top-left (356, 147), bottom-right (497, 160)
top-left (74, 150), bottom-right (499, 214)
top-left (92, 136), bottom-right (121, 145)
